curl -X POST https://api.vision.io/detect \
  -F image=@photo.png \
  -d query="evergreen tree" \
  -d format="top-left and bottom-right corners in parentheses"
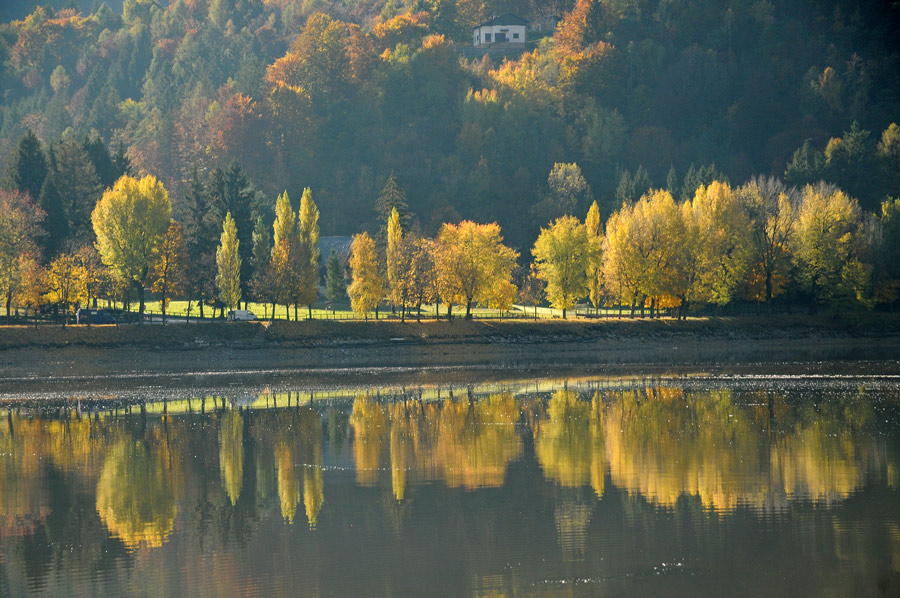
top-left (375, 171), bottom-right (412, 230)
top-left (37, 165), bottom-right (68, 259)
top-left (325, 249), bottom-right (346, 303)
top-left (5, 130), bottom-right (47, 202)
top-left (251, 214), bottom-right (272, 304)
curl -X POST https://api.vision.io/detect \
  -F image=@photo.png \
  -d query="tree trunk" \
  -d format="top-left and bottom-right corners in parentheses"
top-left (416, 302), bottom-right (422, 322)
top-left (199, 299), bottom-right (205, 320)
top-left (294, 304), bottom-right (298, 321)
top-left (138, 284), bottom-right (145, 325)
top-left (5, 290), bottom-right (11, 322)
top-left (562, 307), bottom-right (566, 319)
top-left (308, 305), bottom-right (312, 320)
top-left (465, 300), bottom-right (472, 319)
top-left (447, 304), bottom-right (453, 321)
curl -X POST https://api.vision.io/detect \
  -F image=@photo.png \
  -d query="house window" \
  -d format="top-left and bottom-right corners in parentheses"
top-left (513, 33), bottom-right (519, 39)
top-left (485, 33), bottom-right (491, 42)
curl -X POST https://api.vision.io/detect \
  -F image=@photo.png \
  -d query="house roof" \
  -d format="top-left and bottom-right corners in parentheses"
top-left (318, 236), bottom-right (353, 267)
top-left (473, 14), bottom-right (530, 29)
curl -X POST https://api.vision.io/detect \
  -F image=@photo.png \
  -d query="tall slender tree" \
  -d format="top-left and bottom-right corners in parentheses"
top-left (297, 187), bottom-right (320, 318)
top-left (217, 212), bottom-right (242, 311)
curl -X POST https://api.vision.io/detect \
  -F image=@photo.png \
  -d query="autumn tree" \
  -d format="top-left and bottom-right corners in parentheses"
top-left (77, 245), bottom-right (107, 310)
top-left (217, 212), bottom-right (242, 311)
top-left (686, 181), bottom-right (753, 310)
top-left (348, 232), bottom-right (384, 319)
top-left (585, 201), bottom-right (604, 309)
top-left (0, 190), bottom-right (44, 320)
top-left (792, 184), bottom-right (871, 311)
top-left (296, 187), bottom-right (320, 318)
top-left (45, 252), bottom-right (84, 327)
top-left (739, 177), bottom-right (799, 304)
top-left (386, 207), bottom-right (403, 310)
top-left (532, 215), bottom-right (590, 318)
top-left (152, 221), bottom-right (186, 324)
top-left (92, 175), bottom-right (171, 323)
top-left (518, 264), bottom-right (547, 319)
top-left (434, 221), bottom-right (518, 319)
top-left (270, 191), bottom-right (298, 319)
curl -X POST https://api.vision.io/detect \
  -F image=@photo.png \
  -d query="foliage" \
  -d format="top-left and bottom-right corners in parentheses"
top-left (532, 215), bottom-right (589, 317)
top-left (92, 174), bottom-right (171, 320)
top-left (434, 220), bottom-right (518, 319)
top-left (348, 232), bottom-right (384, 318)
top-left (216, 211), bottom-right (242, 310)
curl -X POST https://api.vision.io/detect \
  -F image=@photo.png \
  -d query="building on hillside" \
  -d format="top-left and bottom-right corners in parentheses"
top-left (318, 236), bottom-right (353, 277)
top-left (472, 14), bottom-right (529, 47)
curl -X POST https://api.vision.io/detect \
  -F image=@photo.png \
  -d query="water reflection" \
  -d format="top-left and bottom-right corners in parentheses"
top-left (0, 378), bottom-right (897, 596)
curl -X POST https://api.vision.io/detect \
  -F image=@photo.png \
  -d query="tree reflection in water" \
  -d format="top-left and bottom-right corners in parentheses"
top-left (0, 379), bottom-right (896, 596)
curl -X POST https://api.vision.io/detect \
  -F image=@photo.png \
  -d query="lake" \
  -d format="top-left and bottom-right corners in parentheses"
top-left (1, 373), bottom-right (898, 597)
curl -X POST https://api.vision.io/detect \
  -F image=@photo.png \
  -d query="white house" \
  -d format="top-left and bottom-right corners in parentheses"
top-left (472, 14), bottom-right (529, 47)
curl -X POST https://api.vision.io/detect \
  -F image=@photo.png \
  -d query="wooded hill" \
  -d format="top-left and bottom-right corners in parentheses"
top-left (1, 0), bottom-right (899, 253)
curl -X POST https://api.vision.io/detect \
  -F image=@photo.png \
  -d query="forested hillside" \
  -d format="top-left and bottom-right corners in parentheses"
top-left (2, 0), bottom-right (899, 251)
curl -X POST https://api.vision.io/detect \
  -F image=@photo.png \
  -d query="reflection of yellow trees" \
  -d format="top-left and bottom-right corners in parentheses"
top-left (600, 387), bottom-right (894, 512)
top-left (219, 410), bottom-right (244, 506)
top-left (350, 394), bottom-right (387, 486)
top-left (604, 388), bottom-right (770, 511)
top-left (435, 394), bottom-right (523, 489)
top-left (95, 432), bottom-right (180, 549)
top-left (298, 408), bottom-right (325, 529)
top-left (275, 442), bottom-right (300, 524)
top-left (349, 393), bottom-right (523, 494)
top-left (770, 399), bottom-right (877, 504)
top-left (534, 390), bottom-right (606, 499)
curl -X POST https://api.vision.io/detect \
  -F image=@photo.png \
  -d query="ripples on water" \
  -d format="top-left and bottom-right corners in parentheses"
top-left (0, 375), bottom-right (899, 597)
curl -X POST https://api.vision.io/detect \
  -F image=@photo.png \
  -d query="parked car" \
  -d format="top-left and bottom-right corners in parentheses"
top-left (227, 309), bottom-right (258, 321)
top-left (76, 308), bottom-right (116, 324)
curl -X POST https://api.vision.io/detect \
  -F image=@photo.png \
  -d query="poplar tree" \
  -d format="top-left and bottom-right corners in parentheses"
top-left (386, 207), bottom-right (402, 309)
top-left (297, 187), bottom-right (320, 318)
top-left (217, 212), bottom-right (242, 311)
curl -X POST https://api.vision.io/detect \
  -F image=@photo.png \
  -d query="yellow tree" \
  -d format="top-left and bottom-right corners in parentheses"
top-left (152, 221), bottom-right (186, 324)
top-left (792, 184), bottom-right (870, 309)
top-left (386, 207), bottom-right (403, 310)
top-left (434, 221), bottom-right (518, 319)
top-left (532, 215), bottom-right (590, 318)
top-left (217, 212), bottom-right (242, 310)
top-left (76, 246), bottom-right (107, 310)
top-left (270, 191), bottom-right (297, 320)
top-left (603, 190), bottom-right (683, 316)
top-left (585, 201), bottom-right (604, 309)
top-left (45, 252), bottom-right (85, 327)
top-left (0, 190), bottom-right (44, 320)
top-left (348, 232), bottom-right (384, 319)
top-left (92, 175), bottom-right (171, 323)
top-left (689, 181), bottom-right (753, 308)
top-left (297, 187), bottom-right (320, 318)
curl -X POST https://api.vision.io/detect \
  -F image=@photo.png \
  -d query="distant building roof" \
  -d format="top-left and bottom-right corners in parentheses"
top-left (318, 236), bottom-right (353, 267)
top-left (473, 14), bottom-right (530, 29)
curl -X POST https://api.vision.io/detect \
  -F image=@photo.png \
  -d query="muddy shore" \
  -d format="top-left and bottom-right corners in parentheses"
top-left (1, 317), bottom-right (899, 393)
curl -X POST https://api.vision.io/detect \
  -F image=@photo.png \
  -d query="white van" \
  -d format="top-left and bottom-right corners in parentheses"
top-left (227, 309), bottom-right (258, 322)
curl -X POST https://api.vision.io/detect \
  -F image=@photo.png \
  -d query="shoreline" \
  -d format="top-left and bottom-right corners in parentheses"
top-left (1, 316), bottom-right (899, 392)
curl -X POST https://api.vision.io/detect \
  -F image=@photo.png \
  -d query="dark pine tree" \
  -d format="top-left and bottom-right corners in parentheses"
top-left (5, 130), bottom-right (47, 202)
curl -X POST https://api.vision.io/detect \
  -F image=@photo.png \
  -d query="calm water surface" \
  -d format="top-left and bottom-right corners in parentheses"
top-left (1, 374), bottom-right (899, 597)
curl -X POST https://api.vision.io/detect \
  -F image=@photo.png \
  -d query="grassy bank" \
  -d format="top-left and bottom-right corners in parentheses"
top-left (1, 314), bottom-right (898, 351)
